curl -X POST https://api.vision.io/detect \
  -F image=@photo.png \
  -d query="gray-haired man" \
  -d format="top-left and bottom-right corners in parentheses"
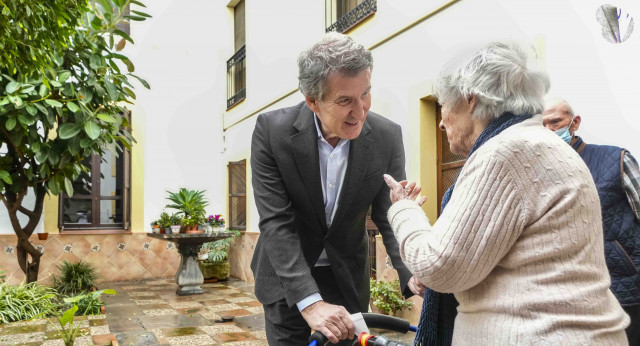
top-left (250, 32), bottom-right (416, 345)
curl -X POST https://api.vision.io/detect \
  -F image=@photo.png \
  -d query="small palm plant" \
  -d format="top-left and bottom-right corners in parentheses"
top-left (51, 260), bottom-right (98, 296)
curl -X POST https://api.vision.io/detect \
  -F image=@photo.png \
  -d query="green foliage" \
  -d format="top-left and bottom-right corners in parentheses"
top-left (0, 281), bottom-right (56, 323)
top-left (64, 288), bottom-right (116, 316)
top-left (52, 304), bottom-right (82, 346)
top-left (200, 230), bottom-right (241, 264)
top-left (0, 0), bottom-right (150, 200)
top-left (370, 279), bottom-right (413, 315)
top-left (166, 188), bottom-right (209, 225)
top-left (170, 213), bottom-right (183, 226)
top-left (157, 210), bottom-right (172, 228)
top-left (51, 260), bottom-right (98, 296)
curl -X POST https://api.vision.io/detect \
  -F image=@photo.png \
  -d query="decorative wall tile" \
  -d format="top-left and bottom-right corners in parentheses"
top-left (1, 234), bottom-right (182, 285)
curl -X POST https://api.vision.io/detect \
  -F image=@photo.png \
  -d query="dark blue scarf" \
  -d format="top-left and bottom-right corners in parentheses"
top-left (414, 112), bottom-right (533, 346)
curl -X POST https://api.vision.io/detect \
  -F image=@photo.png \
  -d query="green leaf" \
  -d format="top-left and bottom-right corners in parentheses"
top-left (17, 113), bottom-right (35, 126)
top-left (130, 0), bottom-right (147, 7)
top-left (63, 176), bottom-right (74, 197)
top-left (66, 101), bottom-right (79, 113)
top-left (5, 117), bottom-right (17, 131)
top-left (83, 121), bottom-right (100, 140)
top-left (48, 179), bottom-right (61, 195)
top-left (123, 58), bottom-right (135, 73)
top-left (26, 104), bottom-right (38, 115)
top-left (60, 304), bottom-right (78, 327)
top-left (6, 81), bottom-right (19, 94)
top-left (124, 15), bottom-right (146, 21)
top-left (130, 10), bottom-right (152, 18)
top-left (97, 113), bottom-right (116, 123)
top-left (58, 123), bottom-right (81, 139)
top-left (35, 148), bottom-right (48, 163)
top-left (44, 99), bottom-right (63, 108)
top-left (130, 74), bottom-right (150, 89)
top-left (38, 84), bottom-right (49, 98)
top-left (78, 88), bottom-right (93, 104)
top-left (105, 81), bottom-right (117, 100)
top-left (8, 94), bottom-right (22, 106)
top-left (58, 70), bottom-right (72, 82)
top-left (113, 29), bottom-right (134, 44)
top-left (0, 170), bottom-right (12, 184)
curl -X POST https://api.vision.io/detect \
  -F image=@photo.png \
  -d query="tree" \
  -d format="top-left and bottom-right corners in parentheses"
top-left (0, 0), bottom-right (150, 282)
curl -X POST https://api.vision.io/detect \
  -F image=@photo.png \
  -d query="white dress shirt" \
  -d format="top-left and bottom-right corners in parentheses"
top-left (296, 114), bottom-right (350, 311)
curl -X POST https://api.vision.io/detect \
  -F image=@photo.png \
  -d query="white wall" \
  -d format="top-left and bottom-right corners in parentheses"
top-left (1, 0), bottom-right (638, 235)
top-left (127, 0), bottom-right (233, 227)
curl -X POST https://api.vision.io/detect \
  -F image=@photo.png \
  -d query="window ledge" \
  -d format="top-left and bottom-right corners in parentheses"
top-left (60, 229), bottom-right (133, 235)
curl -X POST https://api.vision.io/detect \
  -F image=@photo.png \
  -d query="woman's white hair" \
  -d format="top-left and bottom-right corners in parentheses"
top-left (297, 32), bottom-right (373, 101)
top-left (434, 41), bottom-right (550, 120)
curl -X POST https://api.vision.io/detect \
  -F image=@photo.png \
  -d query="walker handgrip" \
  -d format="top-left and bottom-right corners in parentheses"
top-left (308, 331), bottom-right (328, 345)
top-left (307, 313), bottom-right (411, 345)
top-left (360, 313), bottom-right (411, 333)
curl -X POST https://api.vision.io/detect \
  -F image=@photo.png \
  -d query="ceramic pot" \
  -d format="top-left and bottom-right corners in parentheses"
top-left (38, 233), bottom-right (48, 240)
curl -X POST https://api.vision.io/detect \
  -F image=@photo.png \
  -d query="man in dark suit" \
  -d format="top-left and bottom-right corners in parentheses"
top-left (250, 32), bottom-right (416, 345)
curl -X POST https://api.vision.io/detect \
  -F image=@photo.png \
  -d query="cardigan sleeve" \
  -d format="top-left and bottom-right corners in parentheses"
top-left (387, 153), bottom-right (528, 293)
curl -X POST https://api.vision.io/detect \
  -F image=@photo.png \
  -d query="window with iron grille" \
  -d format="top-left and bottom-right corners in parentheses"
top-left (228, 160), bottom-right (246, 230)
top-left (58, 111), bottom-right (132, 231)
top-left (325, 0), bottom-right (377, 33)
top-left (227, 0), bottom-right (246, 109)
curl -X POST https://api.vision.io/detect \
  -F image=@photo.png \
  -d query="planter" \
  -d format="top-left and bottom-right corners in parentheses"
top-left (199, 261), bottom-right (230, 281)
top-left (185, 229), bottom-right (204, 234)
top-left (38, 233), bottom-right (49, 240)
top-left (170, 225), bottom-right (181, 234)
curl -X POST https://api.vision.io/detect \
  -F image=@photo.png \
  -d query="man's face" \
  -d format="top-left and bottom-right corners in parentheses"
top-left (306, 68), bottom-right (372, 147)
top-left (542, 102), bottom-right (574, 131)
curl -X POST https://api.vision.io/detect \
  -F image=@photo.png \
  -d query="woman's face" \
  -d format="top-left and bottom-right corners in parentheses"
top-left (439, 98), bottom-right (478, 156)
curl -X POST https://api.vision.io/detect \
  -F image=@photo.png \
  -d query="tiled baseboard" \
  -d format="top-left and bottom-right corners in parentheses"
top-left (0, 233), bottom-right (181, 285)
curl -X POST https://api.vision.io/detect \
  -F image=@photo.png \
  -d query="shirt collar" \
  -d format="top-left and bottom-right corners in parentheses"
top-left (313, 113), bottom-right (349, 147)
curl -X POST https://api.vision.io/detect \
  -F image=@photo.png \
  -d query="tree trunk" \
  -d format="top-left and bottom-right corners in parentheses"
top-left (3, 184), bottom-right (47, 283)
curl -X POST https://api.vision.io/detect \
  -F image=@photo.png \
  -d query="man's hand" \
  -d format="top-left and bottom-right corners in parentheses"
top-left (408, 276), bottom-right (427, 296)
top-left (301, 301), bottom-right (354, 344)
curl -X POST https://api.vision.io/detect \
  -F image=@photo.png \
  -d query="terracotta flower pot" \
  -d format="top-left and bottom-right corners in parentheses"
top-left (38, 233), bottom-right (48, 240)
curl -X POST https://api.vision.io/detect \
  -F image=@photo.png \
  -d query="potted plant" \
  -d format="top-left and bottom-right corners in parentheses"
top-left (150, 220), bottom-right (161, 233)
top-left (166, 188), bottom-right (209, 233)
top-left (198, 230), bottom-right (241, 280)
top-left (157, 211), bottom-right (172, 234)
top-left (37, 229), bottom-right (49, 240)
top-left (169, 213), bottom-right (183, 234)
top-left (207, 214), bottom-right (225, 234)
top-left (369, 279), bottom-right (413, 315)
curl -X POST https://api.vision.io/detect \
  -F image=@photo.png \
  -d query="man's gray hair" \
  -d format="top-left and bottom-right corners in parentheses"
top-left (544, 95), bottom-right (575, 116)
top-left (434, 41), bottom-right (550, 120)
top-left (297, 32), bottom-right (373, 100)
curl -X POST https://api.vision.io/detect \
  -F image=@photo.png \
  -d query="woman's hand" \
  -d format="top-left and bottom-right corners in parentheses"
top-left (384, 174), bottom-right (427, 206)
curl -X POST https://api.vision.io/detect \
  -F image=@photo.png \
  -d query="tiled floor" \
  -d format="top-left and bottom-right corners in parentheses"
top-left (0, 278), bottom-right (415, 345)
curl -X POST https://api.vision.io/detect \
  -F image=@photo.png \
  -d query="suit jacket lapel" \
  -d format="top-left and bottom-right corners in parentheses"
top-left (329, 120), bottom-right (372, 233)
top-left (291, 105), bottom-right (328, 231)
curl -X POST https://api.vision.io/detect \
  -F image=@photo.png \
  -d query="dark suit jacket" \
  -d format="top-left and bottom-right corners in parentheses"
top-left (250, 101), bottom-right (413, 312)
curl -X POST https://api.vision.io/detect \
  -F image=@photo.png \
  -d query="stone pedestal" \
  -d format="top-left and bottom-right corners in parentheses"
top-left (147, 232), bottom-right (233, 296)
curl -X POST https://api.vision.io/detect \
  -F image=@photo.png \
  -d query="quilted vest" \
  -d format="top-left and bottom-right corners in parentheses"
top-left (572, 136), bottom-right (640, 306)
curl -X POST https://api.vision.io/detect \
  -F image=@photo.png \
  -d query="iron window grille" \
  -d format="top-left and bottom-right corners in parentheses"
top-left (227, 45), bottom-right (246, 109)
top-left (326, 0), bottom-right (377, 33)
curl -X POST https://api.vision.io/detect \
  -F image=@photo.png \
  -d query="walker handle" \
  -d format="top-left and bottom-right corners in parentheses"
top-left (307, 313), bottom-right (413, 345)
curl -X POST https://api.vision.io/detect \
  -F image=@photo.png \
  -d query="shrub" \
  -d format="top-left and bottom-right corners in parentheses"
top-left (51, 260), bottom-right (98, 296)
top-left (0, 282), bottom-right (56, 323)
top-left (370, 279), bottom-right (413, 315)
top-left (64, 288), bottom-right (117, 316)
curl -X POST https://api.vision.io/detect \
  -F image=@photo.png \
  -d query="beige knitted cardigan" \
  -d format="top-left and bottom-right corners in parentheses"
top-left (388, 117), bottom-right (629, 345)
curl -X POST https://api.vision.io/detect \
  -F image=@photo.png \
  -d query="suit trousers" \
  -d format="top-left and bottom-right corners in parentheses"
top-left (263, 266), bottom-right (358, 346)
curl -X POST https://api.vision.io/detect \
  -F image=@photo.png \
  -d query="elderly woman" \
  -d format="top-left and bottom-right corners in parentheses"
top-left (384, 41), bottom-right (629, 345)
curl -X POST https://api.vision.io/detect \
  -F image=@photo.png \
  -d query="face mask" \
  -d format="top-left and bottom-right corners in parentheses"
top-left (553, 117), bottom-right (574, 143)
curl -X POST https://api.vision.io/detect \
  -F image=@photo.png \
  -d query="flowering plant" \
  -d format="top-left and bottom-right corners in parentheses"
top-left (208, 214), bottom-right (225, 227)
